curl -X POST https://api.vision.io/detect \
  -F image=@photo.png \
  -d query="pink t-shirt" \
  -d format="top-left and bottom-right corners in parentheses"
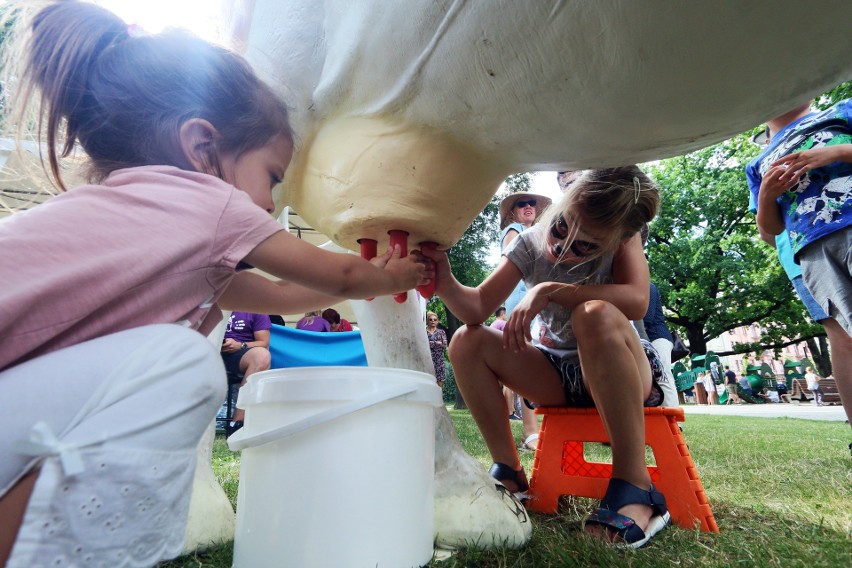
top-left (0, 166), bottom-right (283, 371)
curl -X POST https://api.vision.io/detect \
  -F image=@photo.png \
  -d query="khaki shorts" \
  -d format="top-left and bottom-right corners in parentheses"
top-left (799, 227), bottom-right (852, 334)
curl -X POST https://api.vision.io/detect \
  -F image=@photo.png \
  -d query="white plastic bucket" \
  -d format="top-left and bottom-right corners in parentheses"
top-left (227, 366), bottom-right (442, 568)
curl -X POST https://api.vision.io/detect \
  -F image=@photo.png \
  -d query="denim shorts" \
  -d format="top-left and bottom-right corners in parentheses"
top-left (534, 339), bottom-right (664, 408)
top-left (791, 275), bottom-right (829, 322)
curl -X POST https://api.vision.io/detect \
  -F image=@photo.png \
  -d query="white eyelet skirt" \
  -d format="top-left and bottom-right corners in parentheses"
top-left (1, 325), bottom-right (225, 567)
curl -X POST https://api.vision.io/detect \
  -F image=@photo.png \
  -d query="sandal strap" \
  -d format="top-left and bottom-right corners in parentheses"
top-left (601, 478), bottom-right (668, 518)
top-left (585, 507), bottom-right (645, 543)
top-left (488, 462), bottom-right (530, 493)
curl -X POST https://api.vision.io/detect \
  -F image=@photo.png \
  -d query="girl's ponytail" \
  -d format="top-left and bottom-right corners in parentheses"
top-left (3, 1), bottom-right (291, 191)
top-left (11, 1), bottom-right (127, 189)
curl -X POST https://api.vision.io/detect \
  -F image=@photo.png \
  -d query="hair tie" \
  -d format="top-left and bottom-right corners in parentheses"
top-left (633, 176), bottom-right (641, 204)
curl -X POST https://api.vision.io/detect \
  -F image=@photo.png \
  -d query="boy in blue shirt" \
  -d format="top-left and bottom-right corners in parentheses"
top-left (745, 100), bottom-right (851, 428)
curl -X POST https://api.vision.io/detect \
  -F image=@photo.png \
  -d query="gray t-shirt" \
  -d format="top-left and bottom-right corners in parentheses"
top-left (504, 227), bottom-right (614, 360)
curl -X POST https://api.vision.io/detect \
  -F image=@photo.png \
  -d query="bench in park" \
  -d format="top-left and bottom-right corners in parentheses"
top-left (789, 378), bottom-right (841, 405)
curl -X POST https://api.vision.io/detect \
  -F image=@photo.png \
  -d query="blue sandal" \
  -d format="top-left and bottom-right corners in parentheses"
top-left (488, 462), bottom-right (529, 498)
top-left (584, 478), bottom-right (671, 548)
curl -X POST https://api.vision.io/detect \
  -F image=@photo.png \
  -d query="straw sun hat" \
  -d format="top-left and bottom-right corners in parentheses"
top-left (499, 191), bottom-right (552, 230)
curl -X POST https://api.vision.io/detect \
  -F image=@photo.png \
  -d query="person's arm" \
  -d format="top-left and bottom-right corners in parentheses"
top-left (746, 162), bottom-right (780, 245)
top-left (757, 225), bottom-right (778, 246)
top-left (222, 241), bottom-right (432, 313)
top-left (242, 230), bottom-right (431, 302)
top-left (422, 248), bottom-right (521, 325)
top-left (756, 165), bottom-right (796, 236)
top-left (753, 141), bottom-right (852, 236)
top-left (501, 228), bottom-right (519, 251)
top-left (250, 329), bottom-right (271, 349)
top-left (771, 143), bottom-right (852, 179)
top-left (219, 271), bottom-right (347, 314)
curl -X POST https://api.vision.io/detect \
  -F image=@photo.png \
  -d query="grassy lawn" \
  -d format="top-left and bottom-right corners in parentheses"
top-left (162, 408), bottom-right (851, 567)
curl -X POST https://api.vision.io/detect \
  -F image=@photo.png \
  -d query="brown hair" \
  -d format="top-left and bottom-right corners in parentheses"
top-left (537, 166), bottom-right (660, 265)
top-left (3, 1), bottom-right (292, 190)
top-left (322, 308), bottom-right (341, 325)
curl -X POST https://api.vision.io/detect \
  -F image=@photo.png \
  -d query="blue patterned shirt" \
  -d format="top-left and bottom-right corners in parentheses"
top-left (745, 98), bottom-right (852, 258)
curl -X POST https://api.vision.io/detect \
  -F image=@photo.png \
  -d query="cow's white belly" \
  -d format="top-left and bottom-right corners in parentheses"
top-left (235, 0), bottom-right (852, 248)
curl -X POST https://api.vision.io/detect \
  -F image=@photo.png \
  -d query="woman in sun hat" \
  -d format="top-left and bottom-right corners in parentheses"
top-left (499, 191), bottom-right (552, 314)
top-left (498, 190), bottom-right (551, 450)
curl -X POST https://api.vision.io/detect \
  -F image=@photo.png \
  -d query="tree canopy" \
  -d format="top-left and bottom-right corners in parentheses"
top-left (645, 135), bottom-right (824, 360)
top-left (645, 81), bottom-right (851, 373)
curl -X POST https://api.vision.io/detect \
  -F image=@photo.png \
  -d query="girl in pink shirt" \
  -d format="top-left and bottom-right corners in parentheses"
top-left (0, 2), bottom-right (430, 565)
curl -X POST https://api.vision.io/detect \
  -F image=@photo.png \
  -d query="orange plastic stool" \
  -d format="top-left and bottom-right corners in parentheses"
top-left (527, 406), bottom-right (718, 532)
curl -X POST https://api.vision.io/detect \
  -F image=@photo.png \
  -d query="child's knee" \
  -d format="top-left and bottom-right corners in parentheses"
top-left (448, 324), bottom-right (489, 361)
top-left (572, 300), bottom-right (624, 340)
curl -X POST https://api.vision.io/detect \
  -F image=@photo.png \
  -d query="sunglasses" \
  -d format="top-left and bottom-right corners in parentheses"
top-left (514, 199), bottom-right (537, 209)
top-left (550, 214), bottom-right (601, 258)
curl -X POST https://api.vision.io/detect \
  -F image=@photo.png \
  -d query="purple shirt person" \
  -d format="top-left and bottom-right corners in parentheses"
top-left (221, 311), bottom-right (273, 433)
top-left (224, 312), bottom-right (272, 344)
top-left (490, 306), bottom-right (508, 332)
top-left (296, 311), bottom-right (331, 332)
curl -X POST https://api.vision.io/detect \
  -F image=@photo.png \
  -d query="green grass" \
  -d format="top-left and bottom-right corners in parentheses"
top-left (161, 409), bottom-right (852, 568)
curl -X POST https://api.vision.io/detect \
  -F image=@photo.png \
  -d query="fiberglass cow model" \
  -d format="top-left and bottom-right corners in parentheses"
top-left (186, 0), bottom-right (852, 552)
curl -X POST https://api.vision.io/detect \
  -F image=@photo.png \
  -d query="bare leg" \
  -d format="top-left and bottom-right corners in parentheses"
top-left (521, 403), bottom-right (539, 449)
top-left (448, 325), bottom-right (565, 491)
top-left (503, 386), bottom-right (517, 417)
top-left (231, 347), bottom-right (271, 423)
top-left (822, 319), bottom-right (852, 426)
top-left (572, 301), bottom-right (655, 538)
top-left (0, 469), bottom-right (38, 566)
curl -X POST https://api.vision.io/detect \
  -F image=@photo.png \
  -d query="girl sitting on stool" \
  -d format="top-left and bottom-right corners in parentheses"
top-left (423, 166), bottom-right (670, 547)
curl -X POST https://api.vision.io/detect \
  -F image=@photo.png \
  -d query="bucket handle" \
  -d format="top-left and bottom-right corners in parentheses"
top-left (227, 382), bottom-right (419, 451)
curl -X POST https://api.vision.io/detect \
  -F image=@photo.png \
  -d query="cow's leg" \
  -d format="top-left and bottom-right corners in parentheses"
top-left (352, 294), bottom-right (532, 549)
top-left (183, 423), bottom-right (236, 553)
top-left (183, 317), bottom-right (236, 553)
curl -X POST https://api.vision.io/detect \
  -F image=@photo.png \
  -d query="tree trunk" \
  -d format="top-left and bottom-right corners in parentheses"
top-left (445, 309), bottom-right (467, 409)
top-left (686, 326), bottom-right (707, 356)
top-left (805, 335), bottom-right (832, 376)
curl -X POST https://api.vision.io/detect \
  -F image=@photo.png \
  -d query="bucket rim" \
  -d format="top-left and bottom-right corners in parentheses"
top-left (237, 366), bottom-right (443, 408)
top-left (228, 376), bottom-right (439, 451)
top-left (249, 366), bottom-right (438, 381)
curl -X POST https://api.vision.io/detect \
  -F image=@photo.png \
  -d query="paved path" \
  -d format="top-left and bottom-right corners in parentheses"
top-left (681, 402), bottom-right (848, 422)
